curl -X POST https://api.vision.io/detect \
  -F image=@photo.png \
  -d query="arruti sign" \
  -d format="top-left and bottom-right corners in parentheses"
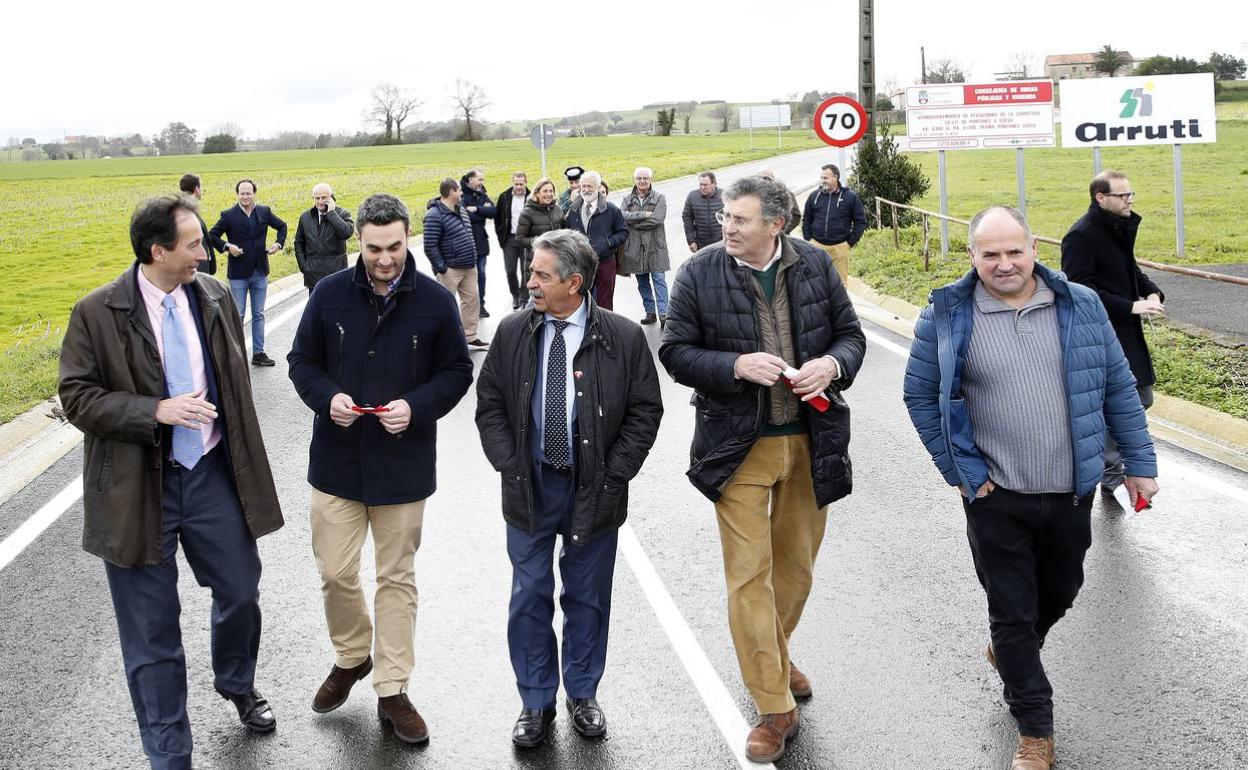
top-left (1059, 73), bottom-right (1216, 147)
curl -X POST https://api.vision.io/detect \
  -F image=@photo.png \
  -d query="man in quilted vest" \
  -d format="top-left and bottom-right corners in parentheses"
top-left (902, 206), bottom-right (1159, 770)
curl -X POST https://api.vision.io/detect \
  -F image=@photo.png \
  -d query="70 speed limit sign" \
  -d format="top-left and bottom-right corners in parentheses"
top-left (813, 96), bottom-right (869, 147)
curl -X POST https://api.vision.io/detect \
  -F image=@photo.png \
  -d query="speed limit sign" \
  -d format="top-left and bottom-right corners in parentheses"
top-left (813, 96), bottom-right (869, 147)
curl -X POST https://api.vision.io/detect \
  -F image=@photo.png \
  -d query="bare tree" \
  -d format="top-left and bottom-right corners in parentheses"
top-left (926, 58), bottom-right (966, 84)
top-left (212, 122), bottom-right (245, 139)
top-left (365, 84), bottom-right (421, 144)
top-left (451, 79), bottom-right (490, 141)
top-left (708, 105), bottom-right (732, 133)
top-left (1001, 52), bottom-right (1038, 79)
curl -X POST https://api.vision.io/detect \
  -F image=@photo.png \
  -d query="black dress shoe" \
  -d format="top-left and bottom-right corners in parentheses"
top-left (251, 352), bottom-right (276, 367)
top-left (512, 708), bottom-right (556, 748)
top-left (566, 697), bottom-right (606, 738)
top-left (479, 307), bottom-right (491, 318)
top-left (215, 684), bottom-right (276, 732)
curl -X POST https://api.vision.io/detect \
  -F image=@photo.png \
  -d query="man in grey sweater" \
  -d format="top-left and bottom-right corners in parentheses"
top-left (903, 206), bottom-right (1159, 770)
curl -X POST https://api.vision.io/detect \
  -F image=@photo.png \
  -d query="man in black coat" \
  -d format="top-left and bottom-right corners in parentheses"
top-left (179, 173), bottom-right (225, 275)
top-left (495, 171), bottom-right (531, 310)
top-left (1061, 170), bottom-right (1164, 496)
top-left (659, 175), bottom-right (865, 764)
top-left (461, 168), bottom-right (497, 316)
top-left (287, 194), bottom-right (473, 746)
top-left (208, 179), bottom-right (287, 366)
top-left (475, 229), bottom-right (662, 749)
top-left (294, 183), bottom-right (354, 292)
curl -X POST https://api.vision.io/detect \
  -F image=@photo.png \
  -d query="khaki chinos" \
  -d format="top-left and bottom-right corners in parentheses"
top-left (310, 488), bottom-right (425, 697)
top-left (811, 240), bottom-right (850, 283)
top-left (713, 433), bottom-right (828, 715)
top-left (436, 267), bottom-right (480, 341)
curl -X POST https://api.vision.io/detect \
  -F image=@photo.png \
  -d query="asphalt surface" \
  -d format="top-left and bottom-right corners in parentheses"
top-left (2, 150), bottom-right (1247, 770)
top-left (1141, 263), bottom-right (1248, 344)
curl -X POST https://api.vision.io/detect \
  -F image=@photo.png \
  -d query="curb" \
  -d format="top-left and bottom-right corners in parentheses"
top-left (0, 272), bottom-right (307, 509)
top-left (843, 277), bottom-right (1248, 474)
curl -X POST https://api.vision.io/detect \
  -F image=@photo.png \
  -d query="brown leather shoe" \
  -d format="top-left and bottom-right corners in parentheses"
top-left (377, 693), bottom-right (429, 744)
top-left (745, 708), bottom-right (799, 763)
top-left (789, 663), bottom-right (813, 699)
top-left (1009, 734), bottom-right (1055, 770)
top-left (640, 312), bottom-right (658, 325)
top-left (312, 656), bottom-right (373, 713)
top-left (986, 642), bottom-right (998, 671)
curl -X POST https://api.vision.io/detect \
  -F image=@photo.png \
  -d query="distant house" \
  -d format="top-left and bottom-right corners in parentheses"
top-left (1044, 52), bottom-right (1136, 80)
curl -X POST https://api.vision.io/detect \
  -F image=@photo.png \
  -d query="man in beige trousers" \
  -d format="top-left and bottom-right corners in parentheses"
top-left (288, 194), bottom-right (474, 744)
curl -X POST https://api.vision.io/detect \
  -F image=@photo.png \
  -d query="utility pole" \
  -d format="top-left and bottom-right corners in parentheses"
top-left (921, 46), bottom-right (927, 84)
top-left (859, 0), bottom-right (875, 148)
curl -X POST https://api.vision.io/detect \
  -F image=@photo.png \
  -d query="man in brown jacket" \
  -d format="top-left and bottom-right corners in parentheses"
top-left (59, 194), bottom-right (284, 770)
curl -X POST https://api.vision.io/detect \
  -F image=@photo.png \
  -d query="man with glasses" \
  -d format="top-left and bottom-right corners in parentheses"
top-left (660, 175), bottom-right (865, 764)
top-left (1060, 170), bottom-right (1164, 508)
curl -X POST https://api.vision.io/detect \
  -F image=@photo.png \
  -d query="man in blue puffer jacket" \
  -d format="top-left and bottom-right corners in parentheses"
top-left (902, 206), bottom-right (1158, 770)
top-left (424, 178), bottom-right (489, 348)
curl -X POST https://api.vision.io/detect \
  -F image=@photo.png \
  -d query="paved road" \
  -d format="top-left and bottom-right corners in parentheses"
top-left (2, 150), bottom-right (1247, 769)
top-left (1141, 263), bottom-right (1248, 344)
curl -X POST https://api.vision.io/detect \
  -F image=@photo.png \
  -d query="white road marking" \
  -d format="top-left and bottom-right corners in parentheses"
top-left (619, 523), bottom-right (774, 770)
top-left (0, 296), bottom-right (308, 573)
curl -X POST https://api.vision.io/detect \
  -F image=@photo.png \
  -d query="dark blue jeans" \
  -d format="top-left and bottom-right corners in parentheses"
top-left (962, 487), bottom-right (1093, 738)
top-left (104, 447), bottom-right (263, 770)
top-left (506, 462), bottom-right (618, 710)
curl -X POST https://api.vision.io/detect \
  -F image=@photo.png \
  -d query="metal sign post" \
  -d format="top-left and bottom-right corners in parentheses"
top-left (777, 105), bottom-right (783, 149)
top-left (1174, 144), bottom-right (1186, 257)
top-left (938, 150), bottom-right (949, 257)
top-left (529, 124), bottom-right (556, 179)
top-left (1092, 146), bottom-right (1102, 175)
top-left (1016, 148), bottom-right (1026, 219)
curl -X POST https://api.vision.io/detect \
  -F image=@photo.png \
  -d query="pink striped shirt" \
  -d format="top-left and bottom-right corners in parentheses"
top-left (136, 267), bottom-right (221, 455)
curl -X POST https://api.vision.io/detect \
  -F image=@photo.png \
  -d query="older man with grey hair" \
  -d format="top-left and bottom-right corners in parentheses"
top-left (567, 171), bottom-right (629, 310)
top-left (903, 205), bottom-right (1158, 770)
top-left (660, 175), bottom-right (866, 763)
top-left (758, 168), bottom-right (801, 235)
top-left (294, 182), bottom-right (354, 292)
top-left (476, 228), bottom-right (663, 748)
top-left (619, 166), bottom-right (671, 326)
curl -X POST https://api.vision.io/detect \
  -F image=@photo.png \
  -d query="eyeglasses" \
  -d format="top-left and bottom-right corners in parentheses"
top-left (715, 211), bottom-right (758, 228)
top-left (1105, 192), bottom-right (1135, 201)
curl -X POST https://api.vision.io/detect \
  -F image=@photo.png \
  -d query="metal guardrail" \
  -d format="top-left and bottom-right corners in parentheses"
top-left (872, 196), bottom-right (1248, 286)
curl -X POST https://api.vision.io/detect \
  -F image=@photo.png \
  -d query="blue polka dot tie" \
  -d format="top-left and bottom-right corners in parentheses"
top-left (162, 294), bottom-right (204, 469)
top-left (544, 320), bottom-right (570, 468)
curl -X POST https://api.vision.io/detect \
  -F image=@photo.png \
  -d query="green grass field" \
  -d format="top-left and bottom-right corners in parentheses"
top-left (0, 131), bottom-right (824, 423)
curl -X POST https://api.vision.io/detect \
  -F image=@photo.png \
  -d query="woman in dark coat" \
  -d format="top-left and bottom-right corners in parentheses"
top-left (514, 177), bottom-right (564, 305)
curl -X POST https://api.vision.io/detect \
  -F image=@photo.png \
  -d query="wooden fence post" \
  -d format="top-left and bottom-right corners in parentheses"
top-left (875, 198), bottom-right (882, 231)
top-left (891, 204), bottom-right (900, 248)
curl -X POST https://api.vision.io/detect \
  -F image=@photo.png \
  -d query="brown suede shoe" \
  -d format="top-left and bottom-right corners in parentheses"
top-left (1009, 735), bottom-right (1055, 770)
top-left (745, 708), bottom-right (799, 763)
top-left (789, 663), bottom-right (813, 699)
top-left (377, 693), bottom-right (429, 744)
top-left (986, 642), bottom-right (998, 671)
top-left (312, 656), bottom-right (373, 713)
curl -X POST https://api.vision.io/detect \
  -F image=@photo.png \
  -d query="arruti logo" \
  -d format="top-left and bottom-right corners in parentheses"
top-left (1119, 85), bottom-right (1154, 118)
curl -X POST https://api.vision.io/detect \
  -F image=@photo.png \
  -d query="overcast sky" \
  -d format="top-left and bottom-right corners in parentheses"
top-left (4, 0), bottom-right (1245, 142)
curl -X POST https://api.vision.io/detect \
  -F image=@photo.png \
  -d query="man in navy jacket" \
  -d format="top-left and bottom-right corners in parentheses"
top-left (287, 194), bottom-right (472, 745)
top-left (801, 164), bottom-right (866, 283)
top-left (208, 179), bottom-right (287, 365)
top-left (903, 206), bottom-right (1158, 770)
top-left (461, 169), bottom-right (497, 316)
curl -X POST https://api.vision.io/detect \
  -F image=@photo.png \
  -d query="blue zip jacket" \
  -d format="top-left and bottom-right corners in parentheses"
top-left (902, 262), bottom-right (1156, 502)
top-left (801, 185), bottom-right (867, 247)
top-left (422, 199), bottom-right (478, 273)
top-left (460, 175), bottom-right (497, 258)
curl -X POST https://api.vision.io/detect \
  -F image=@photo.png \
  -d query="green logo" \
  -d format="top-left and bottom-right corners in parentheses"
top-left (1119, 87), bottom-right (1154, 119)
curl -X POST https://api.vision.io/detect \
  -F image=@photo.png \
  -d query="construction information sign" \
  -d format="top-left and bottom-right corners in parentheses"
top-left (905, 80), bottom-right (1055, 150)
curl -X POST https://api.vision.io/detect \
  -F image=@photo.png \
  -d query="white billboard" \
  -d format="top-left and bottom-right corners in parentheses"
top-left (739, 104), bottom-right (792, 129)
top-left (904, 80), bottom-right (1055, 150)
top-left (1060, 73), bottom-right (1216, 148)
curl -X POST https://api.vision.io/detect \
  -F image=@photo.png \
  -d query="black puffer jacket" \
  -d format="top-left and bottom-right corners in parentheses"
top-left (475, 298), bottom-right (663, 544)
top-left (659, 237), bottom-right (866, 507)
top-left (515, 199), bottom-right (564, 250)
top-left (682, 188), bottom-right (724, 246)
